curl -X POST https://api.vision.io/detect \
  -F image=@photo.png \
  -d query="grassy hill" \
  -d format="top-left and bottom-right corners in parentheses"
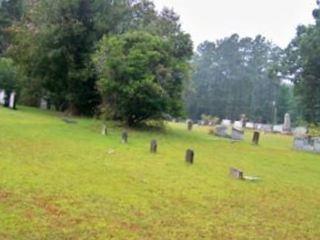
top-left (0, 107), bottom-right (320, 239)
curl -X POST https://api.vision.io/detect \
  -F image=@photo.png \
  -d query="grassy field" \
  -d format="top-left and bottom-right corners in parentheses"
top-left (0, 106), bottom-right (320, 239)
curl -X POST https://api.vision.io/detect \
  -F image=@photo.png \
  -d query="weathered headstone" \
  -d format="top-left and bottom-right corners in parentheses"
top-left (222, 119), bottom-right (232, 127)
top-left (252, 131), bottom-right (260, 145)
top-left (187, 119), bottom-right (193, 131)
top-left (150, 140), bottom-right (157, 153)
top-left (245, 122), bottom-right (254, 129)
top-left (0, 89), bottom-right (5, 105)
top-left (233, 121), bottom-right (243, 129)
top-left (230, 167), bottom-right (244, 180)
top-left (215, 125), bottom-right (228, 137)
top-left (314, 138), bottom-right (320, 153)
top-left (185, 149), bottom-right (194, 164)
top-left (261, 124), bottom-right (272, 133)
top-left (9, 91), bottom-right (16, 109)
top-left (283, 113), bottom-right (291, 132)
top-left (293, 127), bottom-right (308, 137)
top-left (231, 127), bottom-right (244, 141)
top-left (273, 125), bottom-right (283, 133)
top-left (122, 131), bottom-right (128, 143)
top-left (40, 98), bottom-right (48, 110)
top-left (101, 124), bottom-right (107, 136)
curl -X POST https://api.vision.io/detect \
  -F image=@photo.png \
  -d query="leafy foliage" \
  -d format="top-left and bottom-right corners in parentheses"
top-left (186, 35), bottom-right (289, 123)
top-left (284, 2), bottom-right (320, 123)
top-left (93, 31), bottom-right (190, 126)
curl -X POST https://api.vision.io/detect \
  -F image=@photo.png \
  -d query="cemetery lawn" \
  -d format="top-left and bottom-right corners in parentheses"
top-left (1, 107), bottom-right (320, 240)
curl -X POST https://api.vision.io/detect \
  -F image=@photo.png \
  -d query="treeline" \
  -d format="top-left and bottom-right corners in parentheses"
top-left (187, 2), bottom-right (320, 124)
top-left (186, 35), bottom-right (298, 123)
top-left (0, 0), bottom-right (192, 125)
top-left (1, 0), bottom-right (320, 126)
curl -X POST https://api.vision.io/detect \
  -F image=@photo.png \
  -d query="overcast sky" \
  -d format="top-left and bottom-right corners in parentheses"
top-left (153, 0), bottom-right (317, 48)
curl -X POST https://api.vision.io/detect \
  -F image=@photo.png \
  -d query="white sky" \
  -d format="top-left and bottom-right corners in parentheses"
top-left (153, 0), bottom-right (317, 48)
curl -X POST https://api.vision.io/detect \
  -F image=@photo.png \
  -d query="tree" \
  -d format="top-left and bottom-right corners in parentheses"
top-left (186, 35), bottom-right (283, 122)
top-left (0, 0), bottom-right (23, 55)
top-left (93, 31), bottom-right (190, 126)
top-left (284, 1), bottom-right (320, 123)
top-left (0, 57), bottom-right (17, 90)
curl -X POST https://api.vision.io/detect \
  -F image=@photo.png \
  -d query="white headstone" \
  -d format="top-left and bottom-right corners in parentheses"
top-left (40, 98), bottom-right (48, 110)
top-left (232, 127), bottom-right (244, 140)
top-left (9, 92), bottom-right (16, 109)
top-left (0, 89), bottom-right (5, 105)
top-left (222, 119), bottom-right (232, 127)
top-left (273, 125), bottom-right (283, 133)
top-left (233, 121), bottom-right (243, 129)
top-left (293, 127), bottom-right (308, 137)
top-left (245, 122), bottom-right (254, 129)
top-left (283, 113), bottom-right (291, 132)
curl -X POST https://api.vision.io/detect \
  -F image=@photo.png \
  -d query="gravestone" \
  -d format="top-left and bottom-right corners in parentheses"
top-left (252, 131), bottom-right (260, 145)
top-left (261, 124), bottom-right (272, 133)
top-left (185, 149), bottom-right (194, 164)
top-left (293, 127), bottom-right (307, 137)
top-left (231, 127), bottom-right (244, 141)
top-left (150, 139), bottom-right (157, 153)
top-left (215, 125), bottom-right (228, 137)
top-left (255, 123), bottom-right (263, 130)
top-left (222, 119), bottom-right (232, 127)
top-left (40, 98), bottom-right (48, 110)
top-left (233, 121), bottom-right (243, 129)
top-left (273, 125), bottom-right (283, 133)
top-left (122, 131), bottom-right (128, 143)
top-left (9, 92), bottom-right (16, 109)
top-left (245, 122), bottom-right (254, 129)
top-left (293, 137), bottom-right (314, 152)
top-left (283, 113), bottom-right (291, 132)
top-left (314, 138), bottom-right (320, 153)
top-left (187, 119), bottom-right (193, 131)
top-left (230, 167), bottom-right (244, 180)
top-left (0, 89), bottom-right (5, 105)
top-left (101, 124), bottom-right (107, 136)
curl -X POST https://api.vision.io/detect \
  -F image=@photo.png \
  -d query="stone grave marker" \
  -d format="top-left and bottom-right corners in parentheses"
top-left (122, 131), bottom-right (128, 143)
top-left (101, 124), bottom-right (107, 136)
top-left (283, 113), bottom-right (291, 132)
top-left (233, 121), bottom-right (243, 129)
top-left (314, 138), bottom-right (320, 153)
top-left (261, 124), bottom-right (272, 133)
top-left (187, 119), bottom-right (193, 131)
top-left (150, 139), bottom-right (157, 153)
top-left (231, 127), bottom-right (244, 141)
top-left (9, 91), bottom-right (16, 109)
top-left (215, 125), bottom-right (228, 138)
top-left (230, 167), bottom-right (244, 180)
top-left (185, 149), bottom-right (194, 164)
top-left (273, 125), bottom-right (283, 133)
top-left (245, 122), bottom-right (254, 129)
top-left (293, 127), bottom-right (307, 137)
top-left (222, 119), bottom-right (232, 127)
top-left (252, 131), bottom-right (260, 145)
top-left (0, 89), bottom-right (5, 105)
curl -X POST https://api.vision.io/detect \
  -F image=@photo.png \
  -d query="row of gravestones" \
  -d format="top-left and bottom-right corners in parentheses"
top-left (0, 90), bottom-right (16, 109)
top-left (196, 113), bottom-right (293, 134)
top-left (293, 136), bottom-right (320, 153)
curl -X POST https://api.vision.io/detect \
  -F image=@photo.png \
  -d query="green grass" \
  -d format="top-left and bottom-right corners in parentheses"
top-left (0, 106), bottom-right (320, 239)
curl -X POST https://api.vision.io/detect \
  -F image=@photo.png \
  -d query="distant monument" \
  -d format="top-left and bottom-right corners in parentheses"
top-left (283, 113), bottom-right (291, 132)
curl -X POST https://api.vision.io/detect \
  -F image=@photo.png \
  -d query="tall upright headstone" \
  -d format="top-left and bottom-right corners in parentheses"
top-left (187, 120), bottom-right (193, 131)
top-left (185, 149), bottom-right (194, 164)
top-left (0, 90), bottom-right (5, 105)
top-left (283, 113), bottom-right (291, 132)
top-left (9, 91), bottom-right (16, 109)
top-left (122, 131), bottom-right (128, 143)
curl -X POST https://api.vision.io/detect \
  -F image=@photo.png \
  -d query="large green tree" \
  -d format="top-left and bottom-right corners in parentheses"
top-left (285, 1), bottom-right (320, 123)
top-left (186, 35), bottom-right (285, 123)
top-left (93, 31), bottom-right (191, 126)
